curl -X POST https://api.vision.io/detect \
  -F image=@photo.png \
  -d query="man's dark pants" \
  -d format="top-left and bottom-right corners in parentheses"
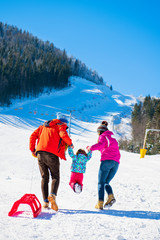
top-left (37, 151), bottom-right (60, 201)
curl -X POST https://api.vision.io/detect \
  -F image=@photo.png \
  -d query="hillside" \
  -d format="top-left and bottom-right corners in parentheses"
top-left (0, 73), bottom-right (160, 240)
top-left (0, 22), bottom-right (103, 105)
top-left (0, 76), bottom-right (137, 139)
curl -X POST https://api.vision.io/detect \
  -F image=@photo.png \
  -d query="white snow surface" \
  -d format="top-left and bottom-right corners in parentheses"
top-left (0, 77), bottom-right (160, 240)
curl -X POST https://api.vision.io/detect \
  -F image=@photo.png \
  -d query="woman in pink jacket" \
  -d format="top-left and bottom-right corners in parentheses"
top-left (87, 121), bottom-right (120, 210)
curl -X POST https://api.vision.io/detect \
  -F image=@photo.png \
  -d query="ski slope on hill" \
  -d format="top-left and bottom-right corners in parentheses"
top-left (0, 77), bottom-right (159, 239)
top-left (0, 120), bottom-right (160, 240)
top-left (0, 76), bottom-right (137, 139)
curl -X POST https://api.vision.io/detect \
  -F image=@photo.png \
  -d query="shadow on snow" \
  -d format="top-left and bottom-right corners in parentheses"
top-left (37, 208), bottom-right (160, 220)
top-left (9, 208), bottom-right (160, 220)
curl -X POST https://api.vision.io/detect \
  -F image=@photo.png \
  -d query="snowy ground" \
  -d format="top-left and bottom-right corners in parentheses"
top-left (0, 120), bottom-right (160, 240)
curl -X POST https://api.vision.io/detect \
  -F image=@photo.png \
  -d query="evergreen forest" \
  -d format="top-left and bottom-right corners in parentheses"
top-left (0, 22), bottom-right (103, 106)
top-left (119, 96), bottom-right (160, 154)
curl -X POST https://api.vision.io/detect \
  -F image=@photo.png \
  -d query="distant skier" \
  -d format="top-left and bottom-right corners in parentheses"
top-left (68, 146), bottom-right (92, 193)
top-left (87, 121), bottom-right (120, 210)
top-left (29, 113), bottom-right (73, 211)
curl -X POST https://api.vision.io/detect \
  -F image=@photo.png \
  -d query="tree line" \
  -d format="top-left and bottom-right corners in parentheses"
top-left (119, 96), bottom-right (160, 154)
top-left (0, 22), bottom-right (103, 106)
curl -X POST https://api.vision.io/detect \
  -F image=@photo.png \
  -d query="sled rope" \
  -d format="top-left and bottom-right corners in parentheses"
top-left (29, 158), bottom-right (36, 193)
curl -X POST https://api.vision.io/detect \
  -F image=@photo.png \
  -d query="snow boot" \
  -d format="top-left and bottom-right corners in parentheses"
top-left (43, 201), bottom-right (49, 208)
top-left (95, 201), bottom-right (104, 210)
top-left (48, 194), bottom-right (58, 211)
top-left (104, 194), bottom-right (116, 208)
top-left (74, 183), bottom-right (82, 194)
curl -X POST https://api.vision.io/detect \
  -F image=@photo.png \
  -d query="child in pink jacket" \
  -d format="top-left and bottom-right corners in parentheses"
top-left (87, 121), bottom-right (120, 210)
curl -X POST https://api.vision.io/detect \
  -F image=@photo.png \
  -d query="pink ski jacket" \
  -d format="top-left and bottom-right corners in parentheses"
top-left (90, 130), bottom-right (120, 163)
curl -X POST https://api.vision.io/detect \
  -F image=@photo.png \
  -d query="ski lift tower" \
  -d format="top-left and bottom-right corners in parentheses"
top-left (67, 109), bottom-right (75, 136)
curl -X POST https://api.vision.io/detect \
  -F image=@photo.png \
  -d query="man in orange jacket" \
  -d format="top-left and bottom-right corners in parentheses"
top-left (29, 113), bottom-right (73, 211)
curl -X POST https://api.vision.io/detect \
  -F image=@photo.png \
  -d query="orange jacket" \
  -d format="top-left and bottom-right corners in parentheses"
top-left (29, 119), bottom-right (72, 160)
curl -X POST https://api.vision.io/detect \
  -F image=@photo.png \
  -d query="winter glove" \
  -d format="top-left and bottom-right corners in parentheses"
top-left (32, 151), bottom-right (37, 158)
top-left (86, 146), bottom-right (91, 151)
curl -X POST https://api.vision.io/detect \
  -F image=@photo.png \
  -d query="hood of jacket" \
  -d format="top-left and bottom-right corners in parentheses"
top-left (44, 119), bottom-right (68, 129)
top-left (101, 130), bottom-right (113, 137)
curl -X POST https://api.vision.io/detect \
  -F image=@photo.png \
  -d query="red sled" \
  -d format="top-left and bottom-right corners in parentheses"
top-left (8, 194), bottom-right (42, 218)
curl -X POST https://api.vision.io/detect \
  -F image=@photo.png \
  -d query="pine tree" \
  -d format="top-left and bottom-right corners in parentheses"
top-left (0, 21), bottom-right (103, 106)
top-left (131, 97), bottom-right (160, 154)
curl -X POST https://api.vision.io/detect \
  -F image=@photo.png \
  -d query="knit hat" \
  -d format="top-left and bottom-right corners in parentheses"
top-left (97, 124), bottom-right (108, 133)
top-left (56, 112), bottom-right (68, 124)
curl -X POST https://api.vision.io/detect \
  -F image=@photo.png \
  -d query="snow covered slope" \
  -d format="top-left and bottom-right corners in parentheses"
top-left (0, 76), bottom-right (137, 139)
top-left (0, 121), bottom-right (160, 240)
top-left (0, 77), bottom-right (159, 239)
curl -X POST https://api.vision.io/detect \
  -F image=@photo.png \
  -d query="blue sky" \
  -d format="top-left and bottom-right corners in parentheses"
top-left (0, 0), bottom-right (160, 97)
